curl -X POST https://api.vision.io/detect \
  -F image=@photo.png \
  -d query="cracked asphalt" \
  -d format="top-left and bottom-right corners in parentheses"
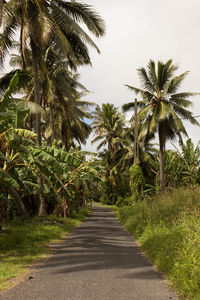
top-left (0, 206), bottom-right (179, 300)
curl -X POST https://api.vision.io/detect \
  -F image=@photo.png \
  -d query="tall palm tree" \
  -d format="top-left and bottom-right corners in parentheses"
top-left (41, 46), bottom-right (94, 149)
top-left (123, 59), bottom-right (199, 191)
top-left (1, 0), bottom-right (105, 215)
top-left (1, 0), bottom-right (105, 143)
top-left (92, 103), bottom-right (126, 203)
top-left (6, 44), bottom-right (93, 149)
top-left (92, 103), bottom-right (125, 152)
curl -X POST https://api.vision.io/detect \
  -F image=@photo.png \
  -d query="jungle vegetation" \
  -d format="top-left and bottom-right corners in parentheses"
top-left (0, 1), bottom-right (200, 220)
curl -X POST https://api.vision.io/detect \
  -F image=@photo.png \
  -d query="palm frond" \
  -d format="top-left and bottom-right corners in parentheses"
top-left (51, 4), bottom-right (100, 53)
top-left (26, 0), bottom-right (45, 46)
top-left (122, 101), bottom-right (134, 113)
top-left (167, 106), bottom-right (187, 134)
top-left (148, 107), bottom-right (158, 134)
top-left (147, 60), bottom-right (158, 91)
top-left (170, 96), bottom-right (192, 107)
top-left (125, 85), bottom-right (154, 101)
top-left (53, 0), bottom-right (106, 37)
top-left (137, 104), bottom-right (152, 122)
top-left (137, 67), bottom-right (155, 92)
top-left (172, 104), bottom-right (199, 125)
top-left (166, 71), bottom-right (189, 94)
top-left (0, 15), bottom-right (18, 67)
top-left (158, 101), bottom-right (170, 121)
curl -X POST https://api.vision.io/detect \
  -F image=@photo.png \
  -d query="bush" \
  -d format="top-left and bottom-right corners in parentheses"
top-left (116, 195), bottom-right (133, 207)
top-left (129, 163), bottom-right (144, 201)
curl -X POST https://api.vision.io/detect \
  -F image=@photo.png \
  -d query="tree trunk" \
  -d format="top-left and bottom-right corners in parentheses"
top-left (50, 105), bottom-right (56, 144)
top-left (20, 25), bottom-right (26, 70)
top-left (31, 40), bottom-right (46, 216)
top-left (31, 40), bottom-right (42, 145)
top-left (134, 98), bottom-right (139, 164)
top-left (62, 198), bottom-right (67, 218)
top-left (0, 0), bottom-right (3, 26)
top-left (8, 187), bottom-right (29, 219)
top-left (159, 143), bottom-right (165, 192)
top-left (62, 197), bottom-right (70, 218)
top-left (37, 177), bottom-right (46, 216)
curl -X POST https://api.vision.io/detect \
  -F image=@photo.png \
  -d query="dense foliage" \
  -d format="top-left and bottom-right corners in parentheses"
top-left (0, 0), bottom-right (105, 220)
top-left (0, 72), bottom-right (102, 220)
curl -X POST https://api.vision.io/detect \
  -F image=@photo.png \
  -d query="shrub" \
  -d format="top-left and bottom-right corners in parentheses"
top-left (116, 195), bottom-right (133, 207)
top-left (129, 163), bottom-right (144, 201)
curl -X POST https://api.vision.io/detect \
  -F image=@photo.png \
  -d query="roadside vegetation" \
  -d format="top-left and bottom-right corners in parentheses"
top-left (0, 208), bottom-right (90, 291)
top-left (114, 188), bottom-right (200, 300)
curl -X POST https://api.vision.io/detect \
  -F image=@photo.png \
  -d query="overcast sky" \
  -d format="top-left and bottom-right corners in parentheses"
top-left (79, 0), bottom-right (200, 152)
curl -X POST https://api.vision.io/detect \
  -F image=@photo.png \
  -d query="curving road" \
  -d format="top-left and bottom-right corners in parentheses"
top-left (0, 206), bottom-right (179, 300)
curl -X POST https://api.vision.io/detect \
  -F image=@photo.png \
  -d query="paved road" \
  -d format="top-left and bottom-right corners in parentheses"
top-left (0, 206), bottom-right (179, 300)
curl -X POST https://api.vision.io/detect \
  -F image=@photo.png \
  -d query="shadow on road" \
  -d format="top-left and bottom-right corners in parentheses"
top-left (36, 206), bottom-right (161, 280)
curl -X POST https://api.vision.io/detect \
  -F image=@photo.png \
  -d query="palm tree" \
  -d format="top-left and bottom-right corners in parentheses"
top-left (1, 0), bottom-right (105, 143)
top-left (92, 103), bottom-right (125, 152)
top-left (123, 59), bottom-right (199, 191)
top-left (6, 44), bottom-right (93, 149)
top-left (1, 0), bottom-right (105, 214)
top-left (92, 103), bottom-right (126, 203)
top-left (41, 47), bottom-right (94, 149)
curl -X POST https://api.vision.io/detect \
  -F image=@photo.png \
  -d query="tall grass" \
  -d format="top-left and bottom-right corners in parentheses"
top-left (116, 187), bottom-right (200, 300)
top-left (0, 208), bottom-right (91, 291)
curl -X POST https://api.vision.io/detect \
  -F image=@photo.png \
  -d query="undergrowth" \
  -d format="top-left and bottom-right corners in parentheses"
top-left (0, 207), bottom-right (91, 291)
top-left (114, 187), bottom-right (200, 300)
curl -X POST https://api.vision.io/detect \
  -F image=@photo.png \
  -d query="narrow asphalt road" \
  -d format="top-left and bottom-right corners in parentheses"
top-left (0, 206), bottom-right (179, 300)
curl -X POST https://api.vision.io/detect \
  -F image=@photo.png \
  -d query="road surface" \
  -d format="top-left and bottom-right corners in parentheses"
top-left (0, 206), bottom-right (179, 300)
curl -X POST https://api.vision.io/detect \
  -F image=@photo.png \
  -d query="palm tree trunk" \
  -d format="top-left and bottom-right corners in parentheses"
top-left (158, 133), bottom-right (165, 193)
top-left (31, 40), bottom-right (46, 216)
top-left (159, 125), bottom-right (166, 192)
top-left (50, 105), bottom-right (56, 144)
top-left (31, 41), bottom-right (42, 146)
top-left (0, 0), bottom-right (3, 26)
top-left (159, 144), bottom-right (165, 192)
top-left (20, 25), bottom-right (26, 70)
top-left (134, 98), bottom-right (139, 164)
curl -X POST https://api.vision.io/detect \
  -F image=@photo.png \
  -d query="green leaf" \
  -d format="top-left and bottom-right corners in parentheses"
top-left (0, 72), bottom-right (19, 111)
top-left (0, 167), bottom-right (19, 188)
top-left (41, 146), bottom-right (82, 167)
top-left (28, 146), bottom-right (64, 175)
top-left (13, 129), bottom-right (37, 139)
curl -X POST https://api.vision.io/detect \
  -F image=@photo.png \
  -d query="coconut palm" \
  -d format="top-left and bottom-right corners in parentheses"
top-left (41, 47), bottom-right (94, 149)
top-left (123, 59), bottom-right (199, 191)
top-left (92, 103), bottom-right (125, 152)
top-left (1, 1), bottom-right (105, 214)
top-left (0, 0), bottom-right (105, 142)
top-left (6, 44), bottom-right (93, 149)
top-left (92, 103), bottom-right (126, 203)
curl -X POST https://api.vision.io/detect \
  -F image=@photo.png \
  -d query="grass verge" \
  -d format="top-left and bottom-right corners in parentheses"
top-left (0, 207), bottom-right (91, 291)
top-left (112, 187), bottom-right (200, 300)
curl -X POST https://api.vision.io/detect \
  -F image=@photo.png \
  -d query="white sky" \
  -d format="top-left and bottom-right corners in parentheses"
top-left (80, 0), bottom-right (200, 152)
